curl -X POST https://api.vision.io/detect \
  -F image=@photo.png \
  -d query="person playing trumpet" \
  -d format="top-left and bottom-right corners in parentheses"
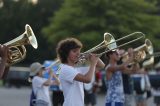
top-left (29, 62), bottom-right (60, 106)
top-left (105, 48), bottom-right (139, 106)
top-left (56, 38), bottom-right (105, 106)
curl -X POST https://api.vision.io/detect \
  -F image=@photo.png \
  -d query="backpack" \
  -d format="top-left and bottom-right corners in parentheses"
top-left (30, 89), bottom-right (36, 106)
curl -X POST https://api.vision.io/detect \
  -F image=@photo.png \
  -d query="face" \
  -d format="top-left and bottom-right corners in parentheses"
top-left (67, 48), bottom-right (81, 63)
top-left (37, 68), bottom-right (45, 77)
top-left (112, 51), bottom-right (120, 61)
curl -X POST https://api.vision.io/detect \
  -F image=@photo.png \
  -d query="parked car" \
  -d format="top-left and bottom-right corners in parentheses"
top-left (3, 66), bottom-right (31, 88)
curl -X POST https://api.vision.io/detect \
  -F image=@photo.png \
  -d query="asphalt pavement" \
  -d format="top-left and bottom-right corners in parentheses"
top-left (0, 87), bottom-right (156, 106)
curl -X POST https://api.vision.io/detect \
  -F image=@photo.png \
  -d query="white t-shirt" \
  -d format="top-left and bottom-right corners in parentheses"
top-left (84, 74), bottom-right (95, 92)
top-left (32, 76), bottom-right (52, 106)
top-left (59, 64), bottom-right (89, 106)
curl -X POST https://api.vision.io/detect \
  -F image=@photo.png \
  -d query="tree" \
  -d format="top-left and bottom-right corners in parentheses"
top-left (43, 0), bottom-right (160, 55)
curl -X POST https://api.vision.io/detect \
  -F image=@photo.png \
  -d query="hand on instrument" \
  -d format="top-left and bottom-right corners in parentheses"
top-left (88, 53), bottom-right (99, 66)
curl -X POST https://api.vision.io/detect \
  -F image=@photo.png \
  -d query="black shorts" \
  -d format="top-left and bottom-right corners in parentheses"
top-left (84, 92), bottom-right (96, 105)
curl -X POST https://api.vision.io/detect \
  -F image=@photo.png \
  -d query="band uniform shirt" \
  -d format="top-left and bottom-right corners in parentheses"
top-left (32, 76), bottom-right (51, 106)
top-left (59, 64), bottom-right (89, 106)
top-left (105, 64), bottom-right (125, 103)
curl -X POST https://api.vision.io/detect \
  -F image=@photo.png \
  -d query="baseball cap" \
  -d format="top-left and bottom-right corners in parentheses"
top-left (30, 62), bottom-right (45, 76)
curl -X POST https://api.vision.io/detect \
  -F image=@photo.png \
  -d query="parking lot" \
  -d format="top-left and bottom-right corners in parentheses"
top-left (0, 86), bottom-right (157, 106)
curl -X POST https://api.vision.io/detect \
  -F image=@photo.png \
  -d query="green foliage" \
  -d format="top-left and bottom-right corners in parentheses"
top-left (0, 0), bottom-right (160, 64)
top-left (43, 0), bottom-right (160, 55)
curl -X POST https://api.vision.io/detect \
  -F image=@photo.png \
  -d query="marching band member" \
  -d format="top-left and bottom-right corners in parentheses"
top-left (105, 48), bottom-right (139, 106)
top-left (29, 62), bottom-right (60, 106)
top-left (56, 38), bottom-right (105, 106)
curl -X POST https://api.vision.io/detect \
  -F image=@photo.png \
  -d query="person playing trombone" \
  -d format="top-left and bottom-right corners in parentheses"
top-left (56, 37), bottom-right (105, 106)
top-left (105, 48), bottom-right (139, 106)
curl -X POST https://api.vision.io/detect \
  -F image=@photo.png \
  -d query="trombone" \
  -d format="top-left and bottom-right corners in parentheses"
top-left (122, 39), bottom-right (153, 64)
top-left (79, 32), bottom-right (145, 62)
top-left (4, 24), bottom-right (38, 65)
top-left (142, 52), bottom-right (160, 68)
top-left (97, 32), bottom-right (145, 57)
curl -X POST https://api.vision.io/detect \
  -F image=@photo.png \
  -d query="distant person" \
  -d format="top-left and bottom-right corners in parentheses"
top-left (122, 73), bottom-right (134, 106)
top-left (43, 60), bottom-right (64, 106)
top-left (84, 69), bottom-right (102, 106)
top-left (29, 62), bottom-right (60, 106)
top-left (0, 45), bottom-right (9, 79)
top-left (133, 67), bottom-right (151, 106)
top-left (153, 62), bottom-right (160, 106)
top-left (57, 38), bottom-right (105, 106)
top-left (116, 50), bottom-right (135, 106)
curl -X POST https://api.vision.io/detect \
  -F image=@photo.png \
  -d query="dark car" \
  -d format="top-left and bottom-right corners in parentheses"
top-left (3, 66), bottom-right (31, 88)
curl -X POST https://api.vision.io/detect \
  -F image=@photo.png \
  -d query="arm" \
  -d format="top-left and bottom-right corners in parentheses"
top-left (96, 58), bottom-right (105, 70)
top-left (121, 48), bottom-right (137, 74)
top-left (43, 69), bottom-right (53, 86)
top-left (122, 63), bottom-right (140, 74)
top-left (106, 63), bottom-right (127, 80)
top-left (74, 54), bottom-right (99, 83)
top-left (0, 45), bottom-right (8, 79)
top-left (52, 72), bottom-right (60, 85)
top-left (1, 66), bottom-right (10, 79)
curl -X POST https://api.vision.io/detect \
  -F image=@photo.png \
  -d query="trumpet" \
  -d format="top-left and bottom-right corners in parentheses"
top-left (4, 24), bottom-right (38, 65)
top-left (45, 59), bottom-right (61, 75)
top-left (79, 32), bottom-right (145, 62)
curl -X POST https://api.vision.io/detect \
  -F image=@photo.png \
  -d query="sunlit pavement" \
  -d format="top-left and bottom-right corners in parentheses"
top-left (0, 87), bottom-right (156, 106)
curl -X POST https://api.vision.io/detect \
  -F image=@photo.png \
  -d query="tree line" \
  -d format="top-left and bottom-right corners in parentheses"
top-left (0, 0), bottom-right (160, 66)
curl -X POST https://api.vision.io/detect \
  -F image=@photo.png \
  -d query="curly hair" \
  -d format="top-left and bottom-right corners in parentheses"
top-left (56, 38), bottom-right (83, 63)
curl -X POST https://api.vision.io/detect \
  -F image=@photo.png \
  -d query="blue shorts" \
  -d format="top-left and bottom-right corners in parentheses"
top-left (106, 102), bottom-right (123, 106)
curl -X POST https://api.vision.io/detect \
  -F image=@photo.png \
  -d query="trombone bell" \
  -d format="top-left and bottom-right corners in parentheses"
top-left (78, 32), bottom-right (117, 63)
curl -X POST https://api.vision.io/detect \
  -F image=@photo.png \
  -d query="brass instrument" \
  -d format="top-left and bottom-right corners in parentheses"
top-left (45, 59), bottom-right (61, 75)
top-left (142, 52), bottom-right (160, 68)
top-left (145, 52), bottom-right (160, 59)
top-left (4, 24), bottom-right (38, 65)
top-left (142, 56), bottom-right (154, 68)
top-left (82, 32), bottom-right (117, 54)
top-left (122, 39), bottom-right (153, 64)
top-left (155, 60), bottom-right (160, 69)
top-left (78, 32), bottom-right (117, 62)
top-left (79, 32), bottom-right (145, 62)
